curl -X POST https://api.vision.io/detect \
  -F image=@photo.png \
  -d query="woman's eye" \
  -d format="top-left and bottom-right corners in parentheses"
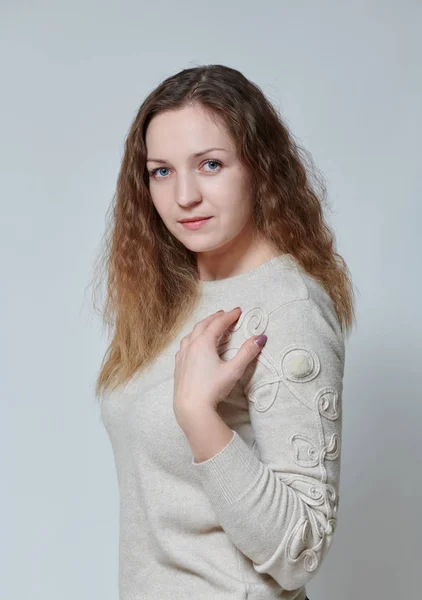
top-left (150, 167), bottom-right (170, 178)
top-left (203, 159), bottom-right (222, 172)
top-left (149, 159), bottom-right (222, 179)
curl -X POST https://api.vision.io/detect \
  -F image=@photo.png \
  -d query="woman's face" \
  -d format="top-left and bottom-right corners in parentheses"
top-left (145, 105), bottom-right (254, 258)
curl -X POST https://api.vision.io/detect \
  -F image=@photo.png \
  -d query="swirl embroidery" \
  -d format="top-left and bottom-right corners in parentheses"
top-left (226, 303), bottom-right (342, 574)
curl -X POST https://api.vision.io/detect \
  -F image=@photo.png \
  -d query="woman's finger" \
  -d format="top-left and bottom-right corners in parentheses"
top-left (204, 307), bottom-right (242, 343)
top-left (180, 309), bottom-right (225, 348)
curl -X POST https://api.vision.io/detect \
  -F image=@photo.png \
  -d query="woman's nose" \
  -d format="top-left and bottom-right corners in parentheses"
top-left (175, 170), bottom-right (201, 206)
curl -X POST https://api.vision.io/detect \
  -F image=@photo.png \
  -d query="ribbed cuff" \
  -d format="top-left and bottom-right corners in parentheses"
top-left (191, 430), bottom-right (264, 510)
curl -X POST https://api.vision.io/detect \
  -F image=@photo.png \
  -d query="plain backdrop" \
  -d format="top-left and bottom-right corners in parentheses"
top-left (1, 1), bottom-right (420, 599)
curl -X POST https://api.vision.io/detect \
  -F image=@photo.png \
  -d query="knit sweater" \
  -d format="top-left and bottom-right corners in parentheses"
top-left (100, 253), bottom-right (345, 600)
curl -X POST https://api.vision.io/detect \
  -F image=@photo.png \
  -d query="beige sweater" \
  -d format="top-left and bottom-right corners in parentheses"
top-left (100, 253), bottom-right (345, 599)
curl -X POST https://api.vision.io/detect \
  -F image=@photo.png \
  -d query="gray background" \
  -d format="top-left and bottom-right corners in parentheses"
top-left (1, 1), bottom-right (420, 598)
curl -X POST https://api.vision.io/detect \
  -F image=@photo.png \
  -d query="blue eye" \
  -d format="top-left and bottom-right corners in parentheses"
top-left (204, 160), bottom-right (221, 171)
top-left (151, 167), bottom-right (170, 178)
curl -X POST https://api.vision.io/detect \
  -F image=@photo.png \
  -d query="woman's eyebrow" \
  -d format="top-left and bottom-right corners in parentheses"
top-left (146, 147), bottom-right (228, 164)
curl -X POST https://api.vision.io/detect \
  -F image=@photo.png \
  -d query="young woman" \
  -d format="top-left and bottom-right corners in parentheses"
top-left (93, 64), bottom-right (356, 600)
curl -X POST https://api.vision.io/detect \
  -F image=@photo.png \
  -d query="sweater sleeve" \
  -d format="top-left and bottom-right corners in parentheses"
top-left (191, 291), bottom-right (345, 592)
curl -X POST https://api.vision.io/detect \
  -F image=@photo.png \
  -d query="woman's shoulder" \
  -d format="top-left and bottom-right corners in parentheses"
top-left (263, 255), bottom-right (342, 338)
top-left (265, 253), bottom-right (331, 310)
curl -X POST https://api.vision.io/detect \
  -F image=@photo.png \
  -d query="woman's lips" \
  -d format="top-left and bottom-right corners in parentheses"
top-left (180, 217), bottom-right (213, 230)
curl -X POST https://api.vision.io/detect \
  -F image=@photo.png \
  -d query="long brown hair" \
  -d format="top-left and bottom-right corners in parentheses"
top-left (90, 64), bottom-right (357, 399)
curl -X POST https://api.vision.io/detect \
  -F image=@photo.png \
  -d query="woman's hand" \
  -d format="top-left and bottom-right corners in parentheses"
top-left (173, 307), bottom-right (267, 427)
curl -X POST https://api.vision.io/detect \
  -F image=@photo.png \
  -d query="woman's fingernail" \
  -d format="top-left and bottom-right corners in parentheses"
top-left (254, 334), bottom-right (267, 347)
top-left (232, 306), bottom-right (241, 311)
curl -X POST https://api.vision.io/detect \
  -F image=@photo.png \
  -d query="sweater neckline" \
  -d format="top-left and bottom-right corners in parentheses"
top-left (198, 252), bottom-right (294, 296)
